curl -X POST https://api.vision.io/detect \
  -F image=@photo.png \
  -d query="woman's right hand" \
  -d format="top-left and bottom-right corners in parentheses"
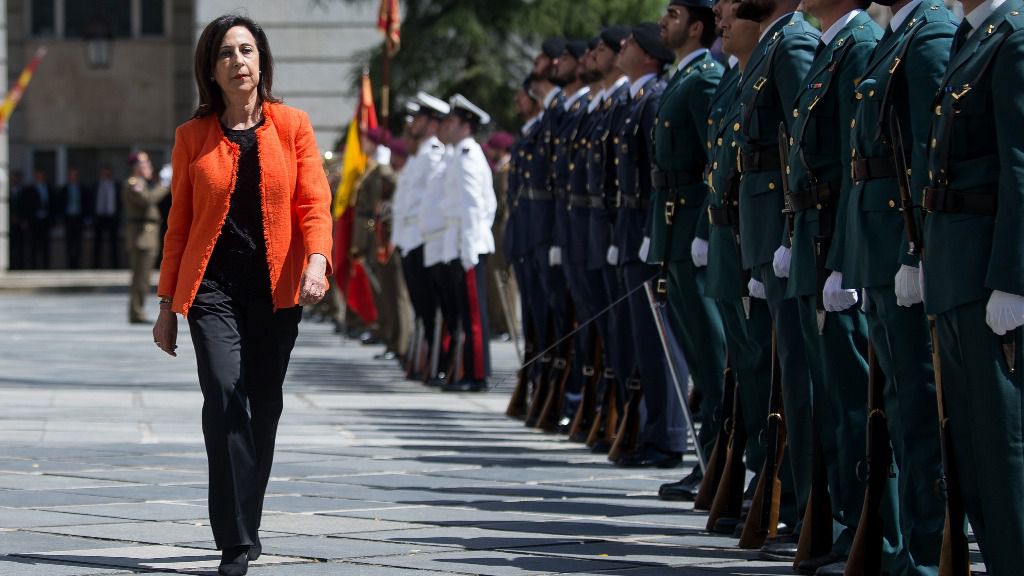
top-left (153, 308), bottom-right (178, 357)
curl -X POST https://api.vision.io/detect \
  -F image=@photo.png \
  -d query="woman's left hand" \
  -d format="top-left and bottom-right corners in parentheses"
top-left (299, 254), bottom-right (328, 306)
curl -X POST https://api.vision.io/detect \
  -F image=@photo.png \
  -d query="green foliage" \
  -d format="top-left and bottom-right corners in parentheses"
top-left (337, 0), bottom-right (666, 134)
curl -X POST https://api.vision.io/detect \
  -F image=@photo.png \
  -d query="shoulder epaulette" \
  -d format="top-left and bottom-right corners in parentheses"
top-left (1004, 7), bottom-right (1024, 31)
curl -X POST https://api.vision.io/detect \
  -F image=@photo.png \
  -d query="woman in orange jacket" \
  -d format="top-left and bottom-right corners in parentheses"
top-left (151, 14), bottom-right (332, 576)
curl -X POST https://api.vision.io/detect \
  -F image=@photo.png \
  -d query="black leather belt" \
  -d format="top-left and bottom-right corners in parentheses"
top-left (620, 195), bottom-right (650, 210)
top-left (852, 156), bottom-right (897, 182)
top-left (524, 188), bottom-right (553, 201)
top-left (922, 186), bottom-right (996, 215)
top-left (707, 204), bottom-right (739, 226)
top-left (738, 148), bottom-right (782, 173)
top-left (587, 196), bottom-right (605, 209)
top-left (651, 168), bottom-right (700, 189)
top-left (790, 181), bottom-right (834, 212)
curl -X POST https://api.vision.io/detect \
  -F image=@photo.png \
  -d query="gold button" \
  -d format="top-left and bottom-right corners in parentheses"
top-left (850, 119), bottom-right (856, 129)
top-left (816, 203), bottom-right (822, 210)
top-left (708, 119), bottom-right (714, 126)
top-left (786, 166), bottom-right (791, 175)
top-left (931, 138), bottom-right (937, 148)
top-left (855, 92), bottom-right (863, 100)
top-left (888, 200), bottom-right (896, 208)
top-left (707, 141), bottom-right (712, 149)
top-left (569, 163), bottom-right (575, 170)
top-left (680, 198), bottom-right (687, 206)
top-left (525, 172), bottom-right (531, 178)
top-left (733, 122), bottom-right (740, 132)
top-left (664, 121), bottom-right (671, 128)
top-left (731, 142), bottom-right (737, 148)
top-left (717, 137), bottom-right (724, 146)
top-left (789, 137), bottom-right (795, 146)
top-left (518, 150), bottom-right (525, 157)
top-left (768, 182), bottom-right (776, 190)
top-left (614, 137), bottom-right (620, 144)
top-left (552, 155), bottom-right (558, 162)
top-left (935, 105), bottom-right (942, 116)
top-left (869, 90), bottom-right (875, 97)
top-left (713, 161), bottom-right (719, 170)
top-left (614, 158), bottom-right (620, 165)
top-left (527, 154), bottom-right (533, 160)
top-left (793, 109), bottom-right (799, 118)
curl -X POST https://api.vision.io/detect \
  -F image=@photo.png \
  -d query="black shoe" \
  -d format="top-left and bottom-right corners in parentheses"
top-left (711, 516), bottom-right (743, 535)
top-left (247, 542), bottom-right (261, 561)
top-left (589, 439), bottom-right (612, 454)
top-left (615, 448), bottom-right (682, 469)
top-left (442, 379), bottom-right (488, 392)
top-left (758, 533), bottom-right (800, 561)
top-left (796, 552), bottom-right (846, 575)
top-left (424, 376), bottom-right (447, 387)
top-left (373, 351), bottom-right (397, 361)
top-left (658, 481), bottom-right (697, 502)
top-left (815, 561), bottom-right (847, 576)
top-left (219, 546), bottom-right (249, 576)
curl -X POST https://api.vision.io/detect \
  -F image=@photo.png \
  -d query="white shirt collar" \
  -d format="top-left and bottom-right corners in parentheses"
top-left (564, 86), bottom-right (591, 110)
top-left (965, 0), bottom-right (1007, 36)
top-left (890, 0), bottom-right (922, 31)
top-left (759, 12), bottom-right (794, 43)
top-left (820, 9), bottom-right (862, 47)
top-left (587, 88), bottom-right (606, 113)
top-left (542, 87), bottom-right (562, 110)
top-left (608, 75), bottom-right (629, 94)
top-left (629, 73), bottom-right (657, 97)
top-left (521, 116), bottom-right (539, 135)
top-left (675, 48), bottom-right (709, 73)
top-left (728, 55), bottom-right (740, 69)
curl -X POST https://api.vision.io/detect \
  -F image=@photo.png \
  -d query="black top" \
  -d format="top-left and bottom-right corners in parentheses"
top-left (201, 119), bottom-right (270, 299)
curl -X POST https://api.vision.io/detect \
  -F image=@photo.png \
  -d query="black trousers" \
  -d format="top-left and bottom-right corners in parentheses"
top-left (401, 246), bottom-right (437, 356)
top-left (457, 255), bottom-right (491, 381)
top-left (187, 283), bottom-right (301, 549)
top-left (429, 261), bottom-right (462, 377)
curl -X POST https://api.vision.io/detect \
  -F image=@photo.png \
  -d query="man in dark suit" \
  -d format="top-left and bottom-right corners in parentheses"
top-left (56, 167), bottom-right (91, 269)
top-left (93, 166), bottom-right (121, 268)
top-left (21, 169), bottom-right (52, 269)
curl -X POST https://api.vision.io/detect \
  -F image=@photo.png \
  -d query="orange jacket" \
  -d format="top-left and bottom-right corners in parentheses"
top-left (158, 102), bottom-right (333, 316)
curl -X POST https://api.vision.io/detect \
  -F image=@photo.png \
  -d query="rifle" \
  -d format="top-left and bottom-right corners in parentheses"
top-left (739, 328), bottom-right (786, 549)
top-left (404, 321), bottom-right (422, 379)
top-left (587, 368), bottom-right (620, 451)
top-left (524, 318), bottom-right (556, 427)
top-left (889, 111), bottom-right (971, 576)
top-left (608, 374), bottom-right (643, 462)
top-left (844, 341), bottom-right (891, 575)
top-left (794, 431), bottom-right (834, 568)
top-left (537, 299), bottom-right (577, 432)
top-left (694, 358), bottom-right (736, 511)
top-left (494, 269), bottom-right (523, 363)
top-left (569, 332), bottom-right (603, 442)
top-left (705, 364), bottom-right (747, 532)
top-left (506, 316), bottom-right (536, 420)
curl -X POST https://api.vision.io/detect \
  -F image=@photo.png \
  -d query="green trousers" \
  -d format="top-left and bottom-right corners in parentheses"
top-left (667, 261), bottom-right (726, 463)
top-left (937, 298), bottom-right (1024, 576)
top-left (797, 295), bottom-right (868, 554)
top-left (864, 287), bottom-right (944, 576)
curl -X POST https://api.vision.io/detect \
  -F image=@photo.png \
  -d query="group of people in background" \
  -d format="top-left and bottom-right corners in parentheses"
top-left (350, 0), bottom-right (1024, 574)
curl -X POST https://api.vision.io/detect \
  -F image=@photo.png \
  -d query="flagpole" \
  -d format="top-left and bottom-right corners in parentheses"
top-left (381, 31), bottom-right (391, 132)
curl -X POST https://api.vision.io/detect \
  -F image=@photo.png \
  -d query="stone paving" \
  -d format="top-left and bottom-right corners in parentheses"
top-left (0, 292), bottom-right (981, 575)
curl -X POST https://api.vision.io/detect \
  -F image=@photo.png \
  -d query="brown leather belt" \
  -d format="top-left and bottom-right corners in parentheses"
top-left (922, 186), bottom-right (996, 215)
top-left (790, 181), bottom-right (834, 212)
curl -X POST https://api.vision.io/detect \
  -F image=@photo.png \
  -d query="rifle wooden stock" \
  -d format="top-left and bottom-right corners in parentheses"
top-left (507, 320), bottom-right (538, 419)
top-left (706, 401), bottom-right (747, 533)
top-left (740, 330), bottom-right (785, 549)
top-left (524, 355), bottom-right (552, 426)
top-left (845, 342), bottom-right (891, 576)
top-left (608, 379), bottom-right (643, 463)
top-left (696, 361), bottom-right (737, 510)
top-left (537, 301), bottom-right (577, 432)
top-left (569, 336), bottom-right (603, 441)
top-left (794, 432), bottom-right (834, 568)
top-left (587, 372), bottom-right (619, 448)
top-left (932, 319), bottom-right (972, 576)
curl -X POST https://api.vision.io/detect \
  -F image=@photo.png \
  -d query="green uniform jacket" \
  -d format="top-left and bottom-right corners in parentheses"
top-left (923, 0), bottom-right (1024, 314)
top-left (842, 2), bottom-right (955, 289)
top-left (647, 51), bottom-right (722, 264)
top-left (351, 161), bottom-right (396, 259)
top-left (705, 66), bottom-right (745, 301)
top-left (735, 13), bottom-right (819, 270)
top-left (785, 11), bottom-right (881, 299)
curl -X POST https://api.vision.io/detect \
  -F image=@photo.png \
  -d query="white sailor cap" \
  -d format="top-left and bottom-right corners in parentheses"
top-left (414, 91), bottom-right (450, 118)
top-left (448, 93), bottom-right (491, 126)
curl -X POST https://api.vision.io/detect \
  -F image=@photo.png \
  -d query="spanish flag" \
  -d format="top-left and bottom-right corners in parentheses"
top-left (0, 47), bottom-right (47, 131)
top-left (332, 72), bottom-right (380, 325)
top-left (377, 0), bottom-right (401, 56)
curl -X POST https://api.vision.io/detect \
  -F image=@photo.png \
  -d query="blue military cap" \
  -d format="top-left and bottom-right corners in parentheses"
top-left (600, 26), bottom-right (630, 53)
top-left (670, 0), bottom-right (715, 8)
top-left (564, 40), bottom-right (588, 59)
top-left (414, 91), bottom-right (451, 118)
top-left (588, 36), bottom-right (600, 50)
top-left (542, 38), bottom-right (567, 59)
top-left (449, 94), bottom-right (491, 126)
top-left (632, 22), bottom-right (675, 64)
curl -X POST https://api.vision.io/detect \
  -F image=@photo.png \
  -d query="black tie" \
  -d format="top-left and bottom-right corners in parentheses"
top-left (815, 40), bottom-right (827, 58)
top-left (951, 21), bottom-right (973, 56)
top-left (879, 25), bottom-right (894, 45)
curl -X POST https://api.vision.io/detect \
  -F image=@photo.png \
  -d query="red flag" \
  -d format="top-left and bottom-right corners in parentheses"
top-left (332, 72), bottom-right (380, 325)
top-left (377, 0), bottom-right (401, 55)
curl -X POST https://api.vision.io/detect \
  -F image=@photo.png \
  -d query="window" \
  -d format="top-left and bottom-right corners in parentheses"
top-left (141, 0), bottom-right (165, 36)
top-left (31, 0), bottom-right (55, 37)
top-left (65, 0), bottom-right (132, 39)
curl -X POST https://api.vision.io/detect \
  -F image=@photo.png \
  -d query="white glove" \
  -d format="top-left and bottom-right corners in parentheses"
top-left (691, 237), bottom-right (709, 268)
top-left (823, 271), bottom-right (859, 312)
top-left (549, 246), bottom-right (562, 267)
top-left (639, 236), bottom-right (651, 262)
top-left (986, 290), bottom-right (1024, 335)
top-left (748, 278), bottom-right (767, 300)
top-left (773, 245), bottom-right (791, 279)
top-left (894, 264), bottom-right (923, 307)
top-left (606, 245), bottom-right (620, 267)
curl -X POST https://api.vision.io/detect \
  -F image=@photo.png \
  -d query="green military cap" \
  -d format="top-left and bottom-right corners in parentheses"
top-left (670, 0), bottom-right (715, 8)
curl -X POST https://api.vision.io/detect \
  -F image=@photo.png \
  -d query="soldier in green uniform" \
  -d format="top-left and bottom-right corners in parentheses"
top-left (731, 0), bottom-right (817, 558)
top-left (646, 0), bottom-right (726, 494)
top-left (839, 1), bottom-right (955, 573)
top-left (781, 0), bottom-right (880, 572)
top-left (123, 151), bottom-right (169, 324)
top-left (923, 0), bottom-right (1024, 571)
